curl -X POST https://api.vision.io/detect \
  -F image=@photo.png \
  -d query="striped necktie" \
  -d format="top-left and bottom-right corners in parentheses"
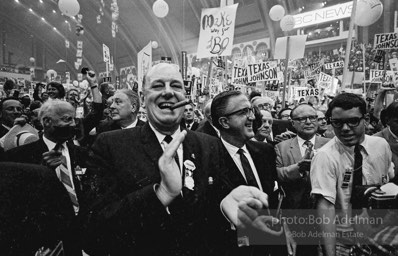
top-left (55, 143), bottom-right (79, 214)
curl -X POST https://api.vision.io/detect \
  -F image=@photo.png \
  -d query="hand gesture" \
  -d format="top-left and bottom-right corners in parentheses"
top-left (156, 130), bottom-right (187, 206)
top-left (42, 149), bottom-right (63, 169)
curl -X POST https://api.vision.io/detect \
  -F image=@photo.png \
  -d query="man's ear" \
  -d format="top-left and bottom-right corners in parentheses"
top-left (364, 113), bottom-right (370, 123)
top-left (131, 103), bottom-right (137, 114)
top-left (218, 117), bottom-right (230, 129)
top-left (42, 117), bottom-right (51, 128)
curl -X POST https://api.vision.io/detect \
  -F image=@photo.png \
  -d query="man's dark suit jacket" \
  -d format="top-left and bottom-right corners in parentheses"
top-left (80, 122), bottom-right (231, 256)
top-left (180, 120), bottom-right (199, 131)
top-left (0, 162), bottom-right (75, 256)
top-left (3, 138), bottom-right (89, 255)
top-left (196, 120), bottom-right (218, 137)
top-left (374, 128), bottom-right (398, 182)
top-left (0, 124), bottom-right (9, 138)
top-left (96, 118), bottom-right (146, 134)
top-left (220, 140), bottom-right (284, 256)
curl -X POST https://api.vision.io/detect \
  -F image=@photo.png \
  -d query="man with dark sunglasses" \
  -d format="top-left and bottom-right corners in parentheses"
top-left (310, 93), bottom-right (394, 256)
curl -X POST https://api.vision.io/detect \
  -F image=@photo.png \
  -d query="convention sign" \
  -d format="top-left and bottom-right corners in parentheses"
top-left (369, 69), bottom-right (394, 83)
top-left (264, 90), bottom-right (279, 102)
top-left (324, 61), bottom-right (344, 70)
top-left (231, 65), bottom-right (248, 86)
top-left (196, 4), bottom-right (238, 58)
top-left (293, 86), bottom-right (319, 100)
top-left (317, 72), bottom-right (333, 88)
top-left (373, 33), bottom-right (398, 50)
top-left (389, 59), bottom-right (398, 85)
top-left (137, 42), bottom-right (152, 93)
top-left (247, 61), bottom-right (278, 83)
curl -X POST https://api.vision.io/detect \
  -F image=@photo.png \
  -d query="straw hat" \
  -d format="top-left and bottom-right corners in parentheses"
top-left (3, 124), bottom-right (39, 151)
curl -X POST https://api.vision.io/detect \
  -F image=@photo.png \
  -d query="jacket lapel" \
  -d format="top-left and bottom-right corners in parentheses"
top-left (289, 137), bottom-right (302, 162)
top-left (141, 123), bottom-right (164, 164)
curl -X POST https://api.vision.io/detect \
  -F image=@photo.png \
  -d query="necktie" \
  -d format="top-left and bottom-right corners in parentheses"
top-left (186, 123), bottom-right (191, 130)
top-left (163, 135), bottom-right (181, 170)
top-left (237, 148), bottom-right (259, 188)
top-left (303, 140), bottom-right (314, 159)
top-left (55, 143), bottom-right (79, 214)
top-left (351, 144), bottom-right (363, 209)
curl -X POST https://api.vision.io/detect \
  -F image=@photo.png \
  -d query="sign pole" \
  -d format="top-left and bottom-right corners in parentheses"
top-left (342, 0), bottom-right (357, 90)
top-left (282, 36), bottom-right (290, 108)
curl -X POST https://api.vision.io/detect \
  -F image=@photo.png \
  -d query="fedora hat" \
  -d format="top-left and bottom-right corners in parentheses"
top-left (3, 124), bottom-right (39, 151)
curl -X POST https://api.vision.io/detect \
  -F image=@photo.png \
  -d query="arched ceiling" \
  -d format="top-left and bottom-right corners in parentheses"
top-left (0, 0), bottom-right (348, 77)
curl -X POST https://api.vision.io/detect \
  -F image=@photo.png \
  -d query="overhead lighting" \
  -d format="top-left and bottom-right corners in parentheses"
top-left (29, 8), bottom-right (33, 12)
top-left (65, 20), bottom-right (68, 23)
top-left (53, 27), bottom-right (57, 31)
top-left (41, 17), bottom-right (45, 21)
top-left (14, 0), bottom-right (19, 3)
top-left (39, 0), bottom-right (43, 3)
top-left (52, 9), bottom-right (56, 13)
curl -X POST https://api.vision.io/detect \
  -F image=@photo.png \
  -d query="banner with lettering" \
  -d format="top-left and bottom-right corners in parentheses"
top-left (196, 4), bottom-right (239, 59)
top-left (293, 87), bottom-right (320, 101)
top-left (324, 61), bottom-right (344, 70)
top-left (369, 69), bottom-right (394, 83)
top-left (231, 64), bottom-right (248, 86)
top-left (374, 33), bottom-right (398, 50)
top-left (264, 90), bottom-right (279, 102)
top-left (247, 61), bottom-right (278, 83)
top-left (317, 72), bottom-right (333, 88)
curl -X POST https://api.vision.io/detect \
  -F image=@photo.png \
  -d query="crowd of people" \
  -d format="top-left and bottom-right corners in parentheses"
top-left (0, 62), bottom-right (397, 256)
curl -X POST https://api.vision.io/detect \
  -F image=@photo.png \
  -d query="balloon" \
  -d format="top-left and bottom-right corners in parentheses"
top-left (29, 57), bottom-right (35, 63)
top-left (280, 15), bottom-right (295, 31)
top-left (151, 41), bottom-right (159, 49)
top-left (58, 0), bottom-right (80, 17)
top-left (152, 0), bottom-right (169, 18)
top-left (80, 80), bottom-right (88, 90)
top-left (354, 0), bottom-right (383, 27)
top-left (269, 5), bottom-right (285, 21)
top-left (72, 80), bottom-right (79, 87)
top-left (46, 69), bottom-right (57, 77)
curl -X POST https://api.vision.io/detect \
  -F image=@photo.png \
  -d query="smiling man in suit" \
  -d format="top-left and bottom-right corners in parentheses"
top-left (211, 90), bottom-right (293, 256)
top-left (80, 63), bottom-right (269, 256)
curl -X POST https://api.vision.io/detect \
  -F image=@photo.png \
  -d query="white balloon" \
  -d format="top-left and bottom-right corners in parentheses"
top-left (72, 80), bottom-right (79, 87)
top-left (46, 69), bottom-right (57, 78)
top-left (280, 15), bottom-right (296, 31)
top-left (355, 0), bottom-right (383, 27)
top-left (80, 80), bottom-right (89, 90)
top-left (151, 41), bottom-right (159, 49)
top-left (29, 57), bottom-right (35, 63)
top-left (58, 0), bottom-right (80, 17)
top-left (269, 5), bottom-right (285, 21)
top-left (152, 0), bottom-right (169, 18)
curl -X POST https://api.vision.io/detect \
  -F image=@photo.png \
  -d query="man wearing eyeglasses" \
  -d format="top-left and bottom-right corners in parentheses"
top-left (212, 90), bottom-right (295, 256)
top-left (310, 93), bottom-right (394, 256)
top-left (274, 103), bottom-right (330, 256)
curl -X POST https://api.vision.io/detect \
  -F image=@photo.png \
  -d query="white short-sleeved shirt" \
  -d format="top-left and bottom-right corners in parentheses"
top-left (310, 135), bottom-right (394, 210)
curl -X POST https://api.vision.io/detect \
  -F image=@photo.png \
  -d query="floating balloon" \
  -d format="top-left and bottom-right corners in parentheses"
top-left (151, 41), bottom-right (159, 49)
top-left (280, 15), bottom-right (295, 31)
top-left (58, 0), bottom-right (80, 17)
top-left (29, 57), bottom-right (35, 63)
top-left (153, 0), bottom-right (169, 18)
top-left (72, 80), bottom-right (79, 87)
top-left (46, 69), bottom-right (57, 80)
top-left (354, 0), bottom-right (383, 27)
top-left (80, 80), bottom-right (89, 90)
top-left (269, 5), bottom-right (285, 21)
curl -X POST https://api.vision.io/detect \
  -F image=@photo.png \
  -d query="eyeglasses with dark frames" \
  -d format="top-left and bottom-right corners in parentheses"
top-left (292, 115), bottom-right (318, 124)
top-left (224, 107), bottom-right (254, 118)
top-left (329, 117), bottom-right (364, 128)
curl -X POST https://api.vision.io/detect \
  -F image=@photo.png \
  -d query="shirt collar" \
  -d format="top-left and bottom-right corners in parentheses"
top-left (43, 135), bottom-right (66, 151)
top-left (221, 137), bottom-right (248, 156)
top-left (121, 118), bottom-right (138, 129)
top-left (297, 135), bottom-right (316, 147)
top-left (335, 135), bottom-right (369, 155)
top-left (148, 122), bottom-right (182, 145)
